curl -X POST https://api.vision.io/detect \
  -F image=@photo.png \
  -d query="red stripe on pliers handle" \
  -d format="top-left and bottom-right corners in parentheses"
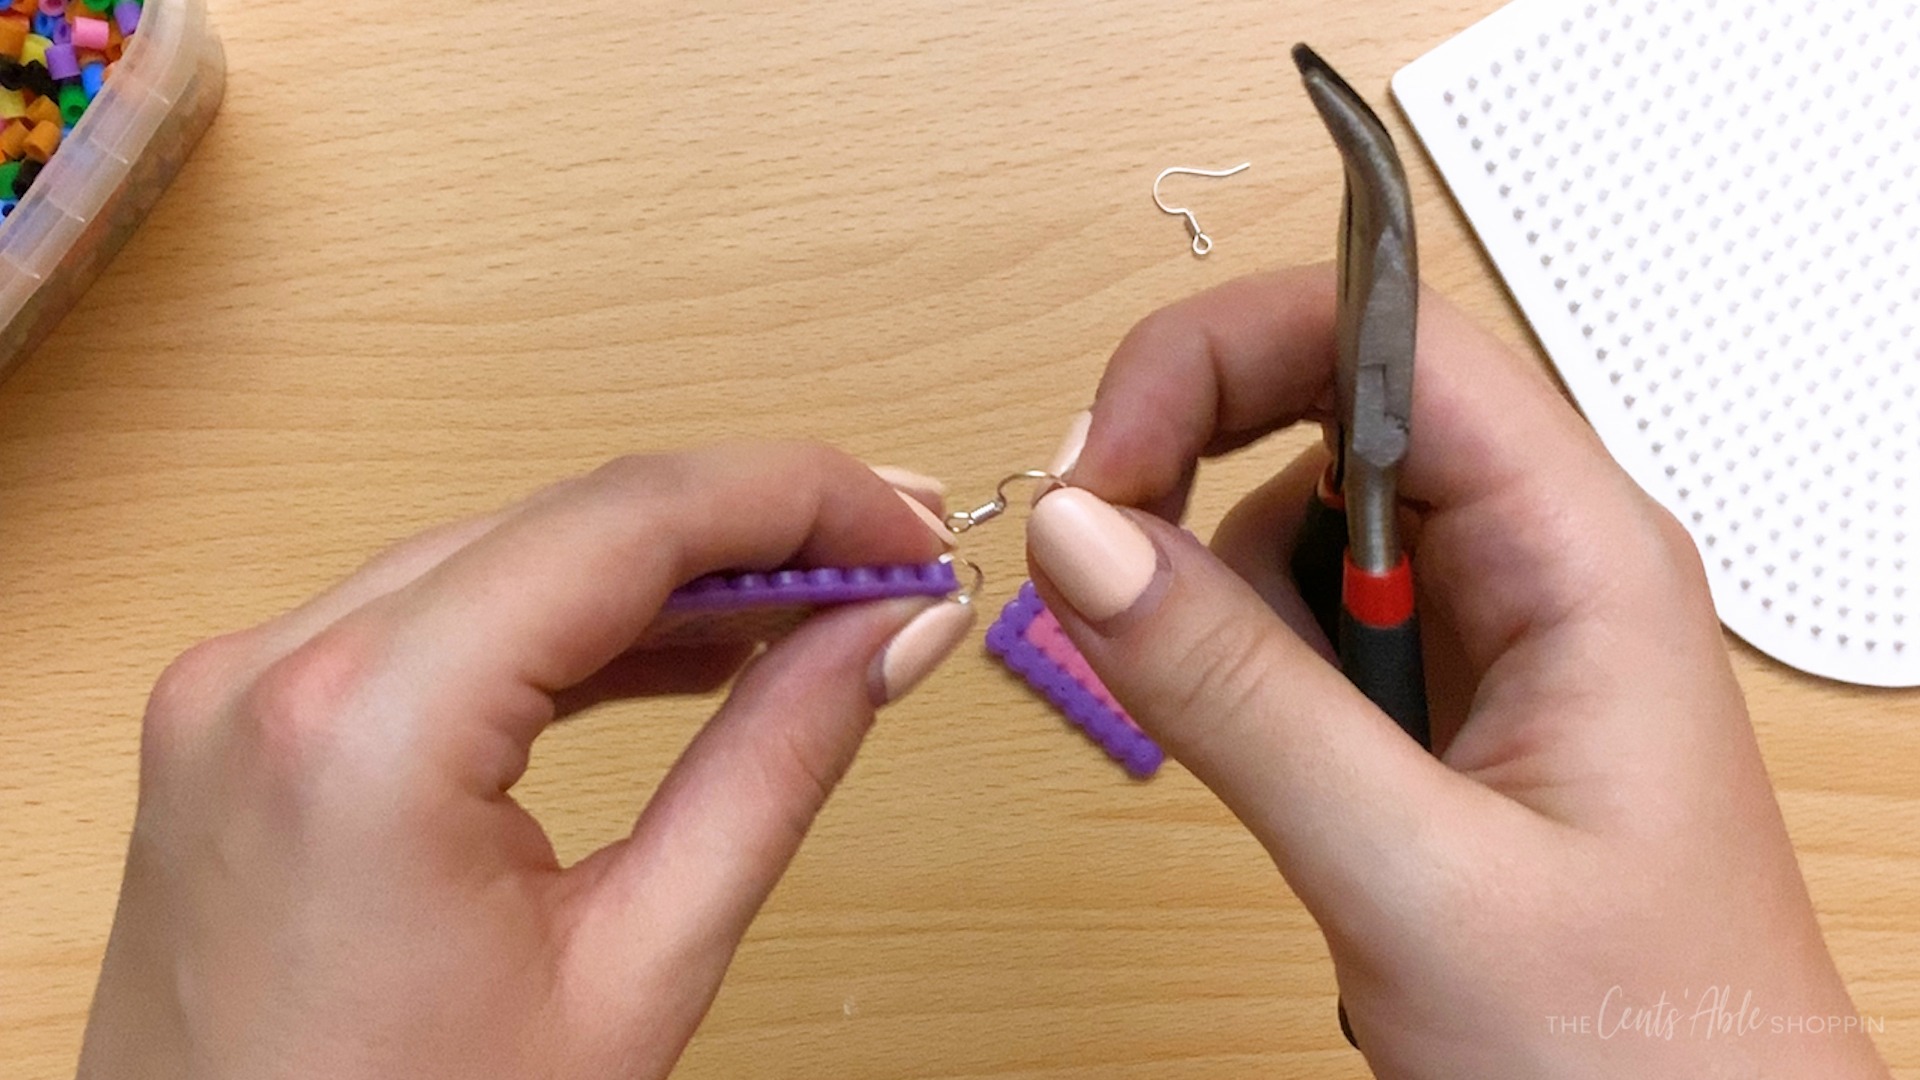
top-left (1343, 553), bottom-right (1414, 627)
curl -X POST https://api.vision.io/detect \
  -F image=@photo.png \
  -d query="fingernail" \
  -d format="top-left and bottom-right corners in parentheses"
top-left (1047, 410), bottom-right (1093, 479)
top-left (869, 599), bottom-right (977, 705)
top-left (1027, 488), bottom-right (1159, 622)
top-left (870, 465), bottom-right (947, 512)
top-left (896, 490), bottom-right (957, 549)
top-left (1031, 409), bottom-right (1093, 507)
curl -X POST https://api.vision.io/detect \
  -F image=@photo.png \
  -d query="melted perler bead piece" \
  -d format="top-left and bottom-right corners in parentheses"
top-left (664, 560), bottom-right (959, 612)
top-left (986, 581), bottom-right (1164, 779)
top-left (645, 560), bottom-right (962, 647)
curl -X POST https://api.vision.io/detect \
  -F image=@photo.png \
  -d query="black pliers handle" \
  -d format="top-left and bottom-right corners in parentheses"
top-left (1288, 45), bottom-right (1431, 751)
top-left (1292, 463), bottom-right (1428, 745)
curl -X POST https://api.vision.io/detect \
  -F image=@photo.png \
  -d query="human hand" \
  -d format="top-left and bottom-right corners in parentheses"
top-left (1024, 267), bottom-right (1890, 1078)
top-left (77, 444), bottom-right (973, 1080)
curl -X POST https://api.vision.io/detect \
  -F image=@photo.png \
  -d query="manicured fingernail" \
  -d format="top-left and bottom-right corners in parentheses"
top-left (896, 490), bottom-right (957, 549)
top-left (1031, 409), bottom-right (1092, 507)
top-left (871, 465), bottom-right (947, 512)
top-left (1047, 410), bottom-right (1093, 479)
top-left (869, 599), bottom-right (977, 705)
top-left (1027, 488), bottom-right (1159, 622)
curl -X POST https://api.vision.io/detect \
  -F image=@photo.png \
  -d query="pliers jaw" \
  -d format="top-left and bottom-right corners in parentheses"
top-left (1293, 44), bottom-right (1419, 575)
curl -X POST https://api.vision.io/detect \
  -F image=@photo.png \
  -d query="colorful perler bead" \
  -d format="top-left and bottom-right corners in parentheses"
top-left (0, 0), bottom-right (136, 189)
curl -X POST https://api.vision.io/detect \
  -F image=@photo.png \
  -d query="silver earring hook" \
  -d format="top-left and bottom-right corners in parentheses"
top-left (1152, 162), bottom-right (1251, 256)
top-left (934, 472), bottom-right (1054, 608)
top-left (943, 470), bottom-right (1061, 534)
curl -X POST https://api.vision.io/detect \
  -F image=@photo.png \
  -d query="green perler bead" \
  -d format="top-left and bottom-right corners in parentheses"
top-left (59, 86), bottom-right (88, 126)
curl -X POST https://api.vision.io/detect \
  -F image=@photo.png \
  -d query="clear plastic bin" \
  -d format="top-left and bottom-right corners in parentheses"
top-left (0, 0), bottom-right (223, 382)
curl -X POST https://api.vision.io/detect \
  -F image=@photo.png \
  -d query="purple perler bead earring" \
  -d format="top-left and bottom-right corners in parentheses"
top-left (946, 471), bottom-right (1165, 779)
top-left (642, 468), bottom-right (1163, 780)
top-left (985, 582), bottom-right (1164, 778)
top-left (645, 559), bottom-right (967, 646)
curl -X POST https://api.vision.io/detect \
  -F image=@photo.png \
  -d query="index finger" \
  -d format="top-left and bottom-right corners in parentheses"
top-left (1068, 267), bottom-right (1727, 779)
top-left (1072, 264), bottom-right (1598, 520)
top-left (301, 442), bottom-right (952, 783)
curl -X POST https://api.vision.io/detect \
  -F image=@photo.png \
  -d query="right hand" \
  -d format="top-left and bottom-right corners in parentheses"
top-left (1023, 266), bottom-right (1890, 1078)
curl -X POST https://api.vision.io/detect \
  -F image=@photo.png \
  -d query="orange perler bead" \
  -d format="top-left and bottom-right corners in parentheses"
top-left (22, 120), bottom-right (59, 164)
top-left (0, 120), bottom-right (27, 161)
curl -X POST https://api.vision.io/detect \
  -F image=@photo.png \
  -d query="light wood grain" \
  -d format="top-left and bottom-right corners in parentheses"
top-left (2, 1), bottom-right (1915, 1077)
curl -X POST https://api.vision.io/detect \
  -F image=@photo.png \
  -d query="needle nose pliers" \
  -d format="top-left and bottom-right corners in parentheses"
top-left (1287, 42), bottom-right (1432, 1054)
top-left (1288, 44), bottom-right (1430, 751)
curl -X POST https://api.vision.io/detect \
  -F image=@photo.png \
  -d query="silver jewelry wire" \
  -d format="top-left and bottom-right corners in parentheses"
top-left (937, 553), bottom-right (986, 605)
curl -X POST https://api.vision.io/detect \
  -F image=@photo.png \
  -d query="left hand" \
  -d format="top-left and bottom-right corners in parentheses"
top-left (77, 443), bottom-right (969, 1080)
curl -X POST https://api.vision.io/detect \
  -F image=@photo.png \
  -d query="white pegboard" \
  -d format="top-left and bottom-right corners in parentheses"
top-left (1394, 0), bottom-right (1919, 686)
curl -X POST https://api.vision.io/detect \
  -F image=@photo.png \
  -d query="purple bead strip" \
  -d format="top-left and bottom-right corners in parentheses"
top-left (664, 560), bottom-right (960, 613)
top-left (986, 581), bottom-right (1164, 779)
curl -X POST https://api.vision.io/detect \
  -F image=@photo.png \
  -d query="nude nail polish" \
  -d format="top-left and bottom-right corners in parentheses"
top-left (1047, 410), bottom-right (1093, 479)
top-left (1026, 488), bottom-right (1159, 622)
top-left (895, 490), bottom-right (957, 549)
top-left (869, 599), bottom-right (977, 704)
top-left (1030, 409), bottom-right (1093, 507)
top-left (871, 465), bottom-right (947, 511)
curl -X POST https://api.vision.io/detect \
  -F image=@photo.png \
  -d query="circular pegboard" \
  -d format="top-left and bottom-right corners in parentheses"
top-left (1395, 0), bottom-right (1920, 686)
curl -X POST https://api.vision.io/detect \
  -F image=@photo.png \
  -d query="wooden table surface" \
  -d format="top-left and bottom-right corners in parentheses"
top-left (3, 1), bottom-right (1915, 1076)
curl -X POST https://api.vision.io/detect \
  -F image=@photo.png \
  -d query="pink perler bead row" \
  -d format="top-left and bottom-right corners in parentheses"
top-left (985, 581), bottom-right (1164, 778)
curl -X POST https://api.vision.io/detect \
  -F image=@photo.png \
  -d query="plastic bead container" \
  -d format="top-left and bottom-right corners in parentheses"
top-left (0, 0), bottom-right (222, 382)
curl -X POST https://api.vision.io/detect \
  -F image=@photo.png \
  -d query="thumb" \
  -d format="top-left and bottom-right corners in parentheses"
top-left (562, 594), bottom-right (975, 1025)
top-left (1025, 487), bottom-right (1465, 917)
